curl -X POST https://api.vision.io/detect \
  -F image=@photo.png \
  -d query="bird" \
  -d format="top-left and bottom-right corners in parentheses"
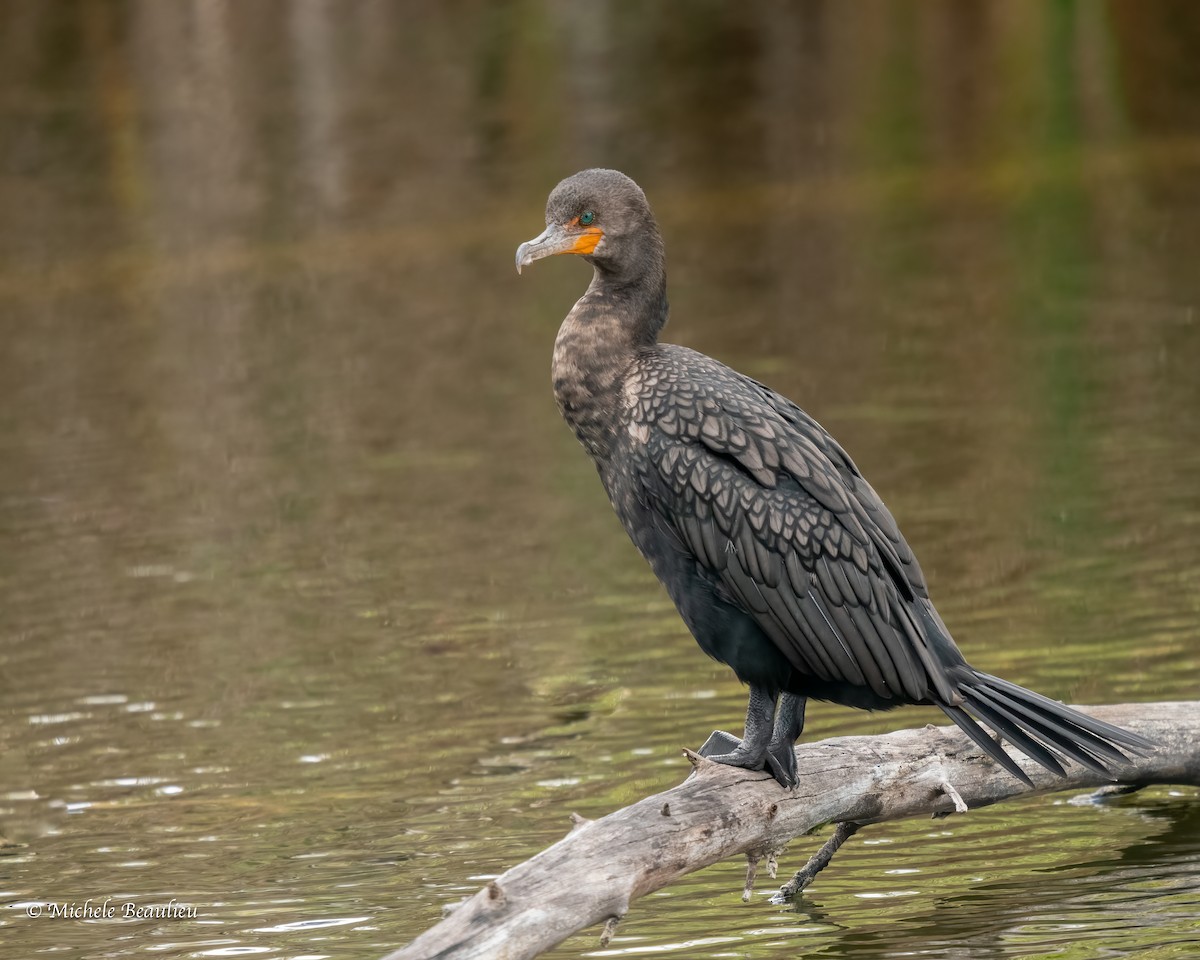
top-left (515, 168), bottom-right (1152, 788)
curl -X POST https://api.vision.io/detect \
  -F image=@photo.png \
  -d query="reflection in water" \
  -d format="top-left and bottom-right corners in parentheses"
top-left (0, 3), bottom-right (1197, 958)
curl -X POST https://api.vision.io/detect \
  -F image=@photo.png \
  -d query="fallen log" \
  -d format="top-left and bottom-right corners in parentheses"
top-left (384, 701), bottom-right (1199, 960)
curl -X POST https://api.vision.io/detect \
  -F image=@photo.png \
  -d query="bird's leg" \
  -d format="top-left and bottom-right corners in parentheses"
top-left (765, 693), bottom-right (806, 788)
top-left (697, 685), bottom-right (777, 772)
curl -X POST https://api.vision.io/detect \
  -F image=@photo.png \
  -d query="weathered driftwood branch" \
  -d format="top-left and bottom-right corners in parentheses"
top-left (385, 701), bottom-right (1199, 960)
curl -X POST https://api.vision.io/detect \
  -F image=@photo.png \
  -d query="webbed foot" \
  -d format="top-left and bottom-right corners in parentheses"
top-left (695, 686), bottom-right (797, 787)
top-left (765, 737), bottom-right (798, 788)
top-left (697, 729), bottom-right (794, 787)
top-left (763, 692), bottom-right (806, 788)
top-left (697, 729), bottom-right (767, 770)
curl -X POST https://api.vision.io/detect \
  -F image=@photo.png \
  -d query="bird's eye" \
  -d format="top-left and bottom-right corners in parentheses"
top-left (579, 210), bottom-right (596, 226)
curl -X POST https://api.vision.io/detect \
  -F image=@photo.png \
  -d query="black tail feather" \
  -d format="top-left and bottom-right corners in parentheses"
top-left (976, 673), bottom-right (1155, 754)
top-left (958, 691), bottom-right (1068, 776)
top-left (964, 686), bottom-right (1120, 777)
top-left (968, 683), bottom-right (1130, 770)
top-left (939, 703), bottom-right (1035, 786)
top-left (938, 672), bottom-right (1154, 783)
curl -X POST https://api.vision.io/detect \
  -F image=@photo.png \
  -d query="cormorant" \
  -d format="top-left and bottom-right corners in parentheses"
top-left (515, 168), bottom-right (1151, 788)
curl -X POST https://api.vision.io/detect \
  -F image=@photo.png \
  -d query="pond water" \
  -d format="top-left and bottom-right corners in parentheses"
top-left (1, 3), bottom-right (1198, 958)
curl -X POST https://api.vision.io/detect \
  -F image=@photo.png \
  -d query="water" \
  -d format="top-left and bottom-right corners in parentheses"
top-left (1, 2), bottom-right (1198, 958)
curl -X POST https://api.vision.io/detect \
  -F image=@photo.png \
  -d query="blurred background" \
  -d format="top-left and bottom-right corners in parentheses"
top-left (2, 2), bottom-right (1198, 958)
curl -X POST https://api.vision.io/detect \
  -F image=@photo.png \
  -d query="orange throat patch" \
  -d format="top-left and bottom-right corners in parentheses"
top-left (570, 228), bottom-right (603, 255)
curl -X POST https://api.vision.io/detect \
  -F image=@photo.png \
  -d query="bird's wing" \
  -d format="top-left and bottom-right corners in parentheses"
top-left (630, 348), bottom-right (958, 704)
top-left (747, 378), bottom-right (931, 601)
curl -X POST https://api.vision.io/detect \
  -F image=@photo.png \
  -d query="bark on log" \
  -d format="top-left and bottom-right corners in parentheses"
top-left (384, 701), bottom-right (1199, 960)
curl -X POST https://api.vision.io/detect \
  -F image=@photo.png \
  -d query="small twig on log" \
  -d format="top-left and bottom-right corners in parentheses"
top-left (936, 775), bottom-right (968, 815)
top-left (774, 821), bottom-right (861, 902)
top-left (742, 853), bottom-right (760, 902)
top-left (598, 914), bottom-right (622, 947)
top-left (927, 753), bottom-right (969, 818)
top-left (382, 701), bottom-right (1199, 960)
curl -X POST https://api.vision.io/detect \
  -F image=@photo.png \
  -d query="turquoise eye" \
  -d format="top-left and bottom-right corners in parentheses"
top-left (579, 210), bottom-right (595, 226)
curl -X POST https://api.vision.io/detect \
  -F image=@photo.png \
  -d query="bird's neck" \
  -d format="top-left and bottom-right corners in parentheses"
top-left (588, 225), bottom-right (669, 345)
top-left (552, 269), bottom-right (666, 463)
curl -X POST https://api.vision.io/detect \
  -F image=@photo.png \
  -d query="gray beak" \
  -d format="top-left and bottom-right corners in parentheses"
top-left (515, 222), bottom-right (593, 274)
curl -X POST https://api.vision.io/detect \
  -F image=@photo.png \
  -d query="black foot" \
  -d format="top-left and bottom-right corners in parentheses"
top-left (698, 730), bottom-right (795, 788)
top-left (698, 729), bottom-right (745, 758)
top-left (764, 693), bottom-right (805, 789)
top-left (766, 737), bottom-right (798, 788)
top-left (696, 687), bottom-right (790, 786)
top-left (697, 730), bottom-right (767, 771)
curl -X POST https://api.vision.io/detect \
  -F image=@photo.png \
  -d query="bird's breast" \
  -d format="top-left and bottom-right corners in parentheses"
top-left (551, 305), bottom-right (637, 462)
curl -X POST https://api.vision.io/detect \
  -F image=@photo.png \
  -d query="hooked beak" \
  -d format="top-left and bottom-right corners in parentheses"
top-left (515, 222), bottom-right (604, 274)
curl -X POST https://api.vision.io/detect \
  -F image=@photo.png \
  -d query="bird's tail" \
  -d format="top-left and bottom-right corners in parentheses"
top-left (939, 672), bottom-right (1155, 786)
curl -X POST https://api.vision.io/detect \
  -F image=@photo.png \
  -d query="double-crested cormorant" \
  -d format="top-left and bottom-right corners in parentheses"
top-left (516, 168), bottom-right (1151, 788)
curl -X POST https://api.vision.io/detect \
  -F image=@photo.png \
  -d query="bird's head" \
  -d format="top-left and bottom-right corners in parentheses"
top-left (515, 169), bottom-right (659, 279)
